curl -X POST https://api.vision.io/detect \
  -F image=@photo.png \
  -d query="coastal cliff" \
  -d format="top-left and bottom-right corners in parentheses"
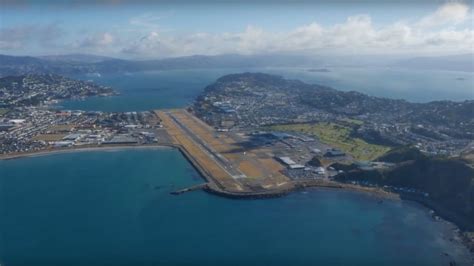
top-left (336, 147), bottom-right (474, 228)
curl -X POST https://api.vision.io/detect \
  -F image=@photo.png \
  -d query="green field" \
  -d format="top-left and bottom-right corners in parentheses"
top-left (269, 122), bottom-right (391, 161)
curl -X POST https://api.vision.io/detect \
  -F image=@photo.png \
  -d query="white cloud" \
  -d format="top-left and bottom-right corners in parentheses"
top-left (1, 2), bottom-right (472, 58)
top-left (417, 2), bottom-right (470, 28)
top-left (115, 2), bottom-right (472, 58)
top-left (121, 31), bottom-right (173, 55)
top-left (425, 29), bottom-right (474, 47)
top-left (75, 32), bottom-right (116, 49)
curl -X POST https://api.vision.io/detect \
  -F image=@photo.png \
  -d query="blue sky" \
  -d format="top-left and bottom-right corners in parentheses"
top-left (0, 1), bottom-right (472, 58)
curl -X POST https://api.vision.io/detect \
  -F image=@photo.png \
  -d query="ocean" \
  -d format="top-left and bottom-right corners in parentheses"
top-left (0, 149), bottom-right (471, 265)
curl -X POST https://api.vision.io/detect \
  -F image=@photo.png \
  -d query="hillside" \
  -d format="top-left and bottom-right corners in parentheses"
top-left (39, 53), bottom-right (114, 63)
top-left (376, 146), bottom-right (427, 163)
top-left (335, 148), bottom-right (474, 230)
top-left (0, 74), bottom-right (115, 107)
top-left (192, 73), bottom-right (472, 152)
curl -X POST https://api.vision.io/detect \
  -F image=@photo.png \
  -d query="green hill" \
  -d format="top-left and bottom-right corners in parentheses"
top-left (376, 145), bottom-right (427, 163)
top-left (336, 148), bottom-right (474, 230)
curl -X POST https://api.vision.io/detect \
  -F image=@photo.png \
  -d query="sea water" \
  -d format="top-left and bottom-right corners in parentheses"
top-left (0, 149), bottom-right (471, 265)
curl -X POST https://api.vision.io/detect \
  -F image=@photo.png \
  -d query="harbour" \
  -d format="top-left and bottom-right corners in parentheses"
top-left (0, 148), bottom-right (470, 266)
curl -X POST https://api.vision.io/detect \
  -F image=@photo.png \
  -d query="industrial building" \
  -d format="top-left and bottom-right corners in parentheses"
top-left (324, 148), bottom-right (346, 157)
top-left (102, 135), bottom-right (138, 145)
top-left (63, 134), bottom-right (83, 141)
top-left (276, 156), bottom-right (305, 169)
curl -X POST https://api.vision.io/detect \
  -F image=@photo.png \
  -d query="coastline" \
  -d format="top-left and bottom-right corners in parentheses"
top-left (0, 145), bottom-right (401, 201)
top-left (294, 179), bottom-right (400, 200)
top-left (0, 144), bottom-right (175, 161)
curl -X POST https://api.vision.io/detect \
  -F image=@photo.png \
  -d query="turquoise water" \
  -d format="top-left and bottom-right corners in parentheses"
top-left (60, 67), bottom-right (474, 112)
top-left (0, 149), bottom-right (471, 265)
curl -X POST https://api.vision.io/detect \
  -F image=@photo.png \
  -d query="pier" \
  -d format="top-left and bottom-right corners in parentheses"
top-left (171, 183), bottom-right (208, 195)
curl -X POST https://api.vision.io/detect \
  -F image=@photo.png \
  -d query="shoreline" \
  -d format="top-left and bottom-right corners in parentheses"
top-left (0, 145), bottom-right (402, 201)
top-left (294, 179), bottom-right (400, 200)
top-left (0, 144), bottom-right (175, 161)
top-left (0, 145), bottom-right (452, 201)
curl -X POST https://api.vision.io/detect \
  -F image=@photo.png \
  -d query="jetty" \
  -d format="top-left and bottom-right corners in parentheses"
top-left (171, 183), bottom-right (208, 195)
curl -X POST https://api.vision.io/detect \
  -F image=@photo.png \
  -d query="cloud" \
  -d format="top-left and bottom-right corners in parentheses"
top-left (116, 2), bottom-right (472, 58)
top-left (1, 2), bottom-right (472, 58)
top-left (121, 31), bottom-right (173, 55)
top-left (0, 23), bottom-right (63, 50)
top-left (417, 2), bottom-right (470, 28)
top-left (75, 32), bottom-right (117, 49)
top-left (424, 29), bottom-right (474, 47)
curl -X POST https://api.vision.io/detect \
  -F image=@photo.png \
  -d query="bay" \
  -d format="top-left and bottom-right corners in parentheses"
top-left (0, 149), bottom-right (471, 265)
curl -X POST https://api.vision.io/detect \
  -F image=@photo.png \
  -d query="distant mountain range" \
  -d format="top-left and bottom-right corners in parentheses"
top-left (0, 53), bottom-right (472, 77)
top-left (38, 53), bottom-right (115, 63)
top-left (0, 54), bottom-right (321, 77)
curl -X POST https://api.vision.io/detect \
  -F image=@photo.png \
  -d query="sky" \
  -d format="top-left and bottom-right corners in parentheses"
top-left (0, 0), bottom-right (473, 59)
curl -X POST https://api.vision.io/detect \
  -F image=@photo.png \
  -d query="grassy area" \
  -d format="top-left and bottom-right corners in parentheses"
top-left (47, 124), bottom-right (76, 132)
top-left (0, 108), bottom-right (9, 117)
top-left (269, 122), bottom-right (391, 161)
top-left (32, 134), bottom-right (67, 142)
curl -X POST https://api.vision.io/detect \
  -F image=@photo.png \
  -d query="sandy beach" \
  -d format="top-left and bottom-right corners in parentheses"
top-left (0, 144), bottom-right (175, 161)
